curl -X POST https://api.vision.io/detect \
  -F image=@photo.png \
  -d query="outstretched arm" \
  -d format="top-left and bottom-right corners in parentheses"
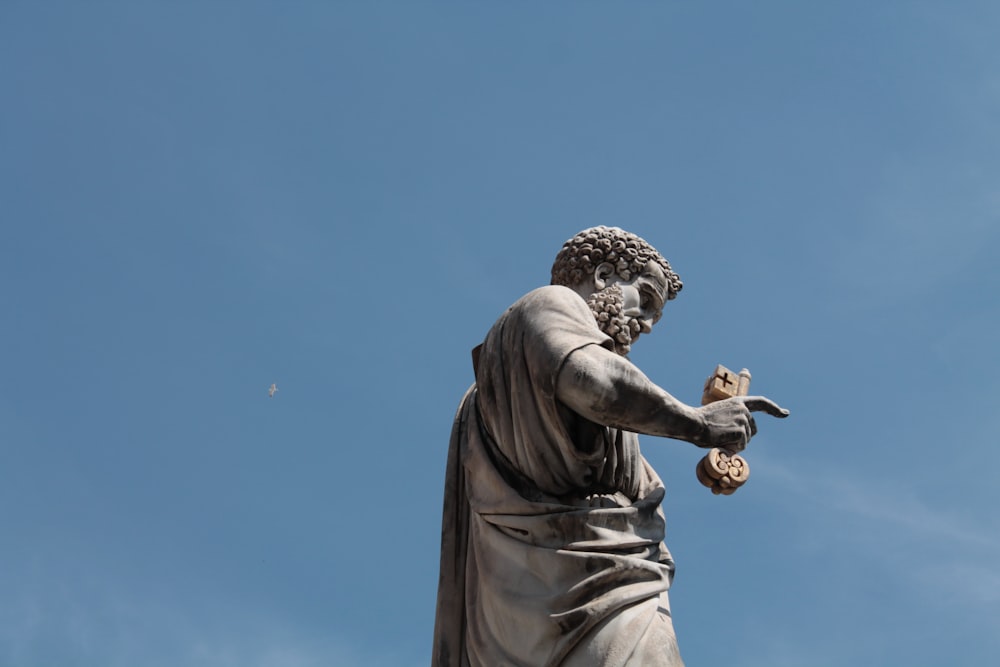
top-left (555, 345), bottom-right (788, 451)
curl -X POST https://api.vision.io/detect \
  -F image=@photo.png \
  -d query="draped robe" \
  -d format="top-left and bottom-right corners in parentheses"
top-left (433, 285), bottom-right (683, 667)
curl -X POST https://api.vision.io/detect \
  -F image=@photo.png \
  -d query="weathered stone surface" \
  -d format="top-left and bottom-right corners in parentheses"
top-left (433, 227), bottom-right (788, 667)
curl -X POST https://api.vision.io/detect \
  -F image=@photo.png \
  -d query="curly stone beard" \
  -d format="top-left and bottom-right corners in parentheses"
top-left (586, 284), bottom-right (643, 356)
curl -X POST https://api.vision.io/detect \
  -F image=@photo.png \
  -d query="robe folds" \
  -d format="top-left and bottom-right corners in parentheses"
top-left (433, 286), bottom-right (683, 667)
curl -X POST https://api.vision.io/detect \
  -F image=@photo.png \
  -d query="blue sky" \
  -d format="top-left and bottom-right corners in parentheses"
top-left (2, 2), bottom-right (998, 665)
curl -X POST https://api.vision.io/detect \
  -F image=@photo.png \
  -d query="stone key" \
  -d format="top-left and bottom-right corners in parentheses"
top-left (697, 365), bottom-right (752, 495)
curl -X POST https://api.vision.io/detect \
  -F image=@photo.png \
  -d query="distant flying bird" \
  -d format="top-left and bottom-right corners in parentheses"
top-left (268, 383), bottom-right (278, 398)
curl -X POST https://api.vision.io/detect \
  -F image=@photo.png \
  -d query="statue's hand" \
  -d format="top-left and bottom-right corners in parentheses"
top-left (694, 396), bottom-right (789, 452)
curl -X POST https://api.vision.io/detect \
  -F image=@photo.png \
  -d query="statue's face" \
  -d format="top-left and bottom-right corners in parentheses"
top-left (598, 261), bottom-right (668, 343)
top-left (578, 260), bottom-right (670, 354)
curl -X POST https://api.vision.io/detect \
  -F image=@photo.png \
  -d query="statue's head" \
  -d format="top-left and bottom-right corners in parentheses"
top-left (551, 226), bottom-right (682, 355)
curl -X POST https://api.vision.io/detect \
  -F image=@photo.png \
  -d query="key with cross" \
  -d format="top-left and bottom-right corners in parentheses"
top-left (696, 365), bottom-right (753, 495)
top-left (701, 364), bottom-right (750, 405)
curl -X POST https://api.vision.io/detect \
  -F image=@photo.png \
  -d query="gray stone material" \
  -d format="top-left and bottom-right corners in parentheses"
top-left (433, 227), bottom-right (788, 667)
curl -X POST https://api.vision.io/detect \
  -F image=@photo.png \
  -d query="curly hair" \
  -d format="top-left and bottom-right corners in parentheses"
top-left (550, 226), bottom-right (683, 299)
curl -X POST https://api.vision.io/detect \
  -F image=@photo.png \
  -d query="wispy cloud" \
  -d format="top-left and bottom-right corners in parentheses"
top-left (779, 463), bottom-right (995, 548)
top-left (756, 455), bottom-right (1000, 610)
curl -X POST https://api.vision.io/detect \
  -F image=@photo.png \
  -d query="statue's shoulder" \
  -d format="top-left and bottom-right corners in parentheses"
top-left (497, 286), bottom-right (591, 335)
top-left (513, 285), bottom-right (584, 313)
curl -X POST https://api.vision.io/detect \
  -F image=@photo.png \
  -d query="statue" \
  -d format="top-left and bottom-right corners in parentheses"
top-left (432, 226), bottom-right (788, 666)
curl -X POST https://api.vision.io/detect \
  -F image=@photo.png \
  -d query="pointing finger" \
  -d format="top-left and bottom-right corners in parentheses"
top-left (740, 396), bottom-right (790, 418)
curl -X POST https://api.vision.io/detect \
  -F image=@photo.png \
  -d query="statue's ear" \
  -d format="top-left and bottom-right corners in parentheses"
top-left (593, 262), bottom-right (617, 290)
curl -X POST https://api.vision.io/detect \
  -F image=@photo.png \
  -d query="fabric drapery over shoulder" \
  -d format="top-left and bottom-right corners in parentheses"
top-left (432, 286), bottom-right (682, 667)
top-left (475, 286), bottom-right (643, 499)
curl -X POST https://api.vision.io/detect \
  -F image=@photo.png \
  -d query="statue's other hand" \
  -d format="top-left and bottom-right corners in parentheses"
top-left (694, 395), bottom-right (789, 452)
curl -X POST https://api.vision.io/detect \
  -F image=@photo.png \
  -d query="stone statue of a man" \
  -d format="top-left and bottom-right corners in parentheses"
top-left (432, 227), bottom-right (788, 666)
